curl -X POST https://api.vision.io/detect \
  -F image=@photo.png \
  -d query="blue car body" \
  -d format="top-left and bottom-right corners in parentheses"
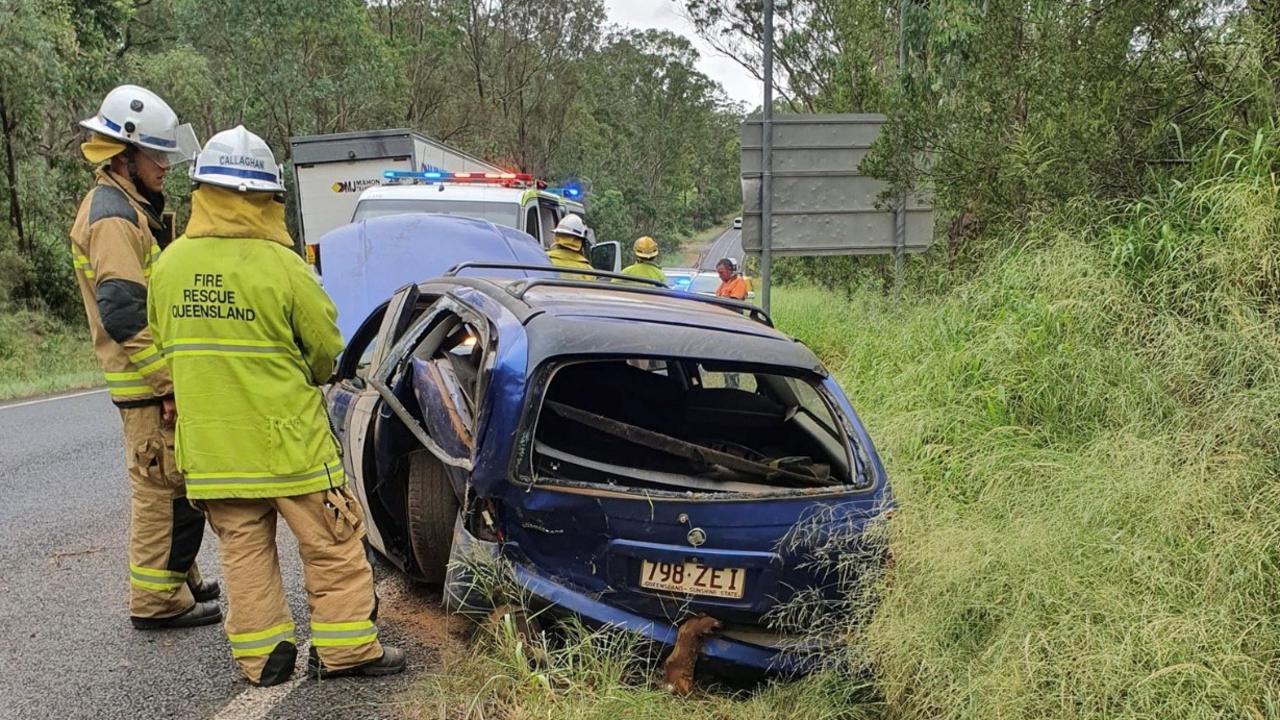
top-left (323, 215), bottom-right (890, 677)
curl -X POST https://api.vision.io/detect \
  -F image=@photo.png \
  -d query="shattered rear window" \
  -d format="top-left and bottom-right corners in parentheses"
top-left (524, 358), bottom-right (865, 495)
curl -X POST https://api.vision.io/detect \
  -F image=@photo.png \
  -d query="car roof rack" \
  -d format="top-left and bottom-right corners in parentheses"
top-left (443, 261), bottom-right (773, 327)
top-left (445, 261), bottom-right (665, 287)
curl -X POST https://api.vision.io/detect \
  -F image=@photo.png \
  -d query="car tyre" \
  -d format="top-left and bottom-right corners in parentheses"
top-left (406, 449), bottom-right (461, 583)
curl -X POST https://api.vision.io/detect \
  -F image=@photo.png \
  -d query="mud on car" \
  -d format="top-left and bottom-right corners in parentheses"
top-left (323, 219), bottom-right (890, 676)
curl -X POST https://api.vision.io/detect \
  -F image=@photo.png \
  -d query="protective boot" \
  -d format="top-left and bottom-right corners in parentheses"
top-left (131, 600), bottom-right (222, 630)
top-left (189, 577), bottom-right (221, 602)
top-left (307, 645), bottom-right (406, 680)
top-left (251, 642), bottom-right (298, 687)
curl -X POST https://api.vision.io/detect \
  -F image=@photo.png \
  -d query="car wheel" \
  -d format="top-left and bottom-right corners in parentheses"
top-left (406, 449), bottom-right (461, 583)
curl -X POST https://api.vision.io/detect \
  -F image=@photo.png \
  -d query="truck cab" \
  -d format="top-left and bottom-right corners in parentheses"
top-left (352, 182), bottom-right (579, 249)
top-left (334, 175), bottom-right (619, 272)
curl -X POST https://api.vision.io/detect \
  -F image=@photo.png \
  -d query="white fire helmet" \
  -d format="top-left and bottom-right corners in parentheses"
top-left (553, 213), bottom-right (589, 240)
top-left (190, 126), bottom-right (285, 193)
top-left (79, 85), bottom-right (199, 167)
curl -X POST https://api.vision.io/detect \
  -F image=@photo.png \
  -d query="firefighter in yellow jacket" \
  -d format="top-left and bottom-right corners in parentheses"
top-left (72, 85), bottom-right (221, 629)
top-left (148, 126), bottom-right (406, 686)
top-left (545, 214), bottom-right (594, 280)
top-left (619, 236), bottom-right (666, 283)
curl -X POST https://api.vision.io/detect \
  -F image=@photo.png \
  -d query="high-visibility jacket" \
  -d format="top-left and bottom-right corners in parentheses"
top-left (70, 169), bottom-right (172, 405)
top-left (147, 185), bottom-right (345, 500)
top-left (620, 261), bottom-right (666, 283)
top-left (547, 245), bottom-right (594, 281)
top-left (716, 275), bottom-right (749, 300)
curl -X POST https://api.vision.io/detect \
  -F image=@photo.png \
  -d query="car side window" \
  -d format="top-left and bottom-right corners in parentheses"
top-left (525, 206), bottom-right (541, 245)
top-left (698, 365), bottom-right (759, 393)
top-left (334, 305), bottom-right (387, 382)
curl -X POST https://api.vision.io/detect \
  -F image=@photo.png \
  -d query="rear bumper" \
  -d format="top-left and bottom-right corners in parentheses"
top-left (445, 519), bottom-right (820, 677)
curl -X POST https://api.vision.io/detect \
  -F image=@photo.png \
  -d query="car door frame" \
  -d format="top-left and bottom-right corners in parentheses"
top-left (366, 293), bottom-right (494, 475)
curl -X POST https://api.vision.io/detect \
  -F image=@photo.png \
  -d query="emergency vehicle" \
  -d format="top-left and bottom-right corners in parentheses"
top-left (317, 170), bottom-right (619, 274)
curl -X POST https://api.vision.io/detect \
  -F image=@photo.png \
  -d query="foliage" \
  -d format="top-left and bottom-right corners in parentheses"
top-left (687, 1), bottom-right (1280, 256)
top-left (0, 0), bottom-right (742, 320)
top-left (764, 127), bottom-right (1280, 716)
top-left (0, 308), bottom-right (97, 400)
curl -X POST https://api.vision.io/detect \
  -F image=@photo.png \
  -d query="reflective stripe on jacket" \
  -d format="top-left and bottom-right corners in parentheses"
top-left (147, 185), bottom-right (345, 500)
top-left (70, 169), bottom-right (172, 404)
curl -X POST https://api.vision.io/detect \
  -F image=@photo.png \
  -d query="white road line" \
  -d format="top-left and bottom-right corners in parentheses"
top-left (206, 576), bottom-right (394, 719)
top-left (208, 676), bottom-right (305, 720)
top-left (0, 388), bottom-right (107, 411)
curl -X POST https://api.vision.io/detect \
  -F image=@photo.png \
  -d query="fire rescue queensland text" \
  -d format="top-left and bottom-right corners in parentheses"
top-left (168, 273), bottom-right (258, 321)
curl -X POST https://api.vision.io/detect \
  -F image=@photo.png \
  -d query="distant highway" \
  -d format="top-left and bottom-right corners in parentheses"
top-left (698, 227), bottom-right (743, 271)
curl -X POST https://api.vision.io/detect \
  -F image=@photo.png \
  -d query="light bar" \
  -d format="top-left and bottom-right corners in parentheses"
top-left (381, 169), bottom-right (534, 186)
top-left (383, 170), bottom-right (445, 181)
top-left (546, 185), bottom-right (584, 199)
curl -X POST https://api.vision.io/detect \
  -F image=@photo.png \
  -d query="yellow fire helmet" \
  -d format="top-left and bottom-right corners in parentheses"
top-left (634, 236), bottom-right (659, 259)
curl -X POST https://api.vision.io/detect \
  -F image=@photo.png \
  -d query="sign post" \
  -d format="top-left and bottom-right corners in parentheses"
top-left (761, 0), bottom-right (775, 313)
top-left (740, 114), bottom-right (933, 258)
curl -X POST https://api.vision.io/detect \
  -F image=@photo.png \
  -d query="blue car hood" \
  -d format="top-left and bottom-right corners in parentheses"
top-left (319, 213), bottom-right (549, 340)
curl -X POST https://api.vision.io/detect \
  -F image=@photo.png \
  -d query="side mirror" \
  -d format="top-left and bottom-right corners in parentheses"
top-left (588, 241), bottom-right (620, 272)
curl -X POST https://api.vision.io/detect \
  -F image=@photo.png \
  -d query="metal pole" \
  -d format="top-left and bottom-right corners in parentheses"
top-left (892, 0), bottom-right (908, 302)
top-left (761, 0), bottom-right (774, 313)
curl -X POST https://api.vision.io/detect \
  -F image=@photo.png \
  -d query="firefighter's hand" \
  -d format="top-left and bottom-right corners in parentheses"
top-left (161, 397), bottom-right (177, 426)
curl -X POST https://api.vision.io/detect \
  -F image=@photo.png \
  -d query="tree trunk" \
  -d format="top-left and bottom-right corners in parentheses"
top-left (0, 90), bottom-right (26, 255)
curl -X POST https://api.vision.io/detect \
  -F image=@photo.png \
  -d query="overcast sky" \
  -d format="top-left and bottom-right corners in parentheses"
top-left (603, 0), bottom-right (761, 108)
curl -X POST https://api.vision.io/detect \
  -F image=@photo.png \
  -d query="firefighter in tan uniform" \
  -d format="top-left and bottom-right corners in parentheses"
top-left (72, 85), bottom-right (221, 629)
top-left (148, 126), bottom-right (406, 686)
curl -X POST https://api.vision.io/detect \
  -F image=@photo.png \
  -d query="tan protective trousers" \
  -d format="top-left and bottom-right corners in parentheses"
top-left (201, 486), bottom-right (383, 683)
top-left (120, 405), bottom-right (206, 618)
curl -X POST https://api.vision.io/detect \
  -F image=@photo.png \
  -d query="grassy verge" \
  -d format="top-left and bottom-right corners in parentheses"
top-left (0, 310), bottom-right (98, 401)
top-left (403, 129), bottom-right (1280, 720)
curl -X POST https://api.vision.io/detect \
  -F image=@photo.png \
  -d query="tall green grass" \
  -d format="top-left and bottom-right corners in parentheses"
top-left (0, 309), bottom-right (98, 400)
top-left (769, 127), bottom-right (1280, 717)
top-left (412, 128), bottom-right (1280, 719)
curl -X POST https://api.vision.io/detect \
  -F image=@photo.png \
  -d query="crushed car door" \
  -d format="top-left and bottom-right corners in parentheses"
top-left (329, 283), bottom-right (424, 556)
top-left (367, 296), bottom-right (492, 475)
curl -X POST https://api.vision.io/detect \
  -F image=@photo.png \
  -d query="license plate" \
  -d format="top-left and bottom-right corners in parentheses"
top-left (639, 560), bottom-right (746, 599)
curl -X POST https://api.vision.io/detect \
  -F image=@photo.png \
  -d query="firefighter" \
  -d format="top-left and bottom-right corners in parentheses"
top-left (620, 236), bottom-right (665, 283)
top-left (546, 214), bottom-right (594, 279)
top-left (71, 84), bottom-right (221, 630)
top-left (714, 257), bottom-right (749, 300)
top-left (147, 126), bottom-right (406, 686)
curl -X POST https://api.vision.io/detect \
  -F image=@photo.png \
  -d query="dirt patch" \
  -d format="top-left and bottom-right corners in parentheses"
top-left (376, 574), bottom-right (471, 663)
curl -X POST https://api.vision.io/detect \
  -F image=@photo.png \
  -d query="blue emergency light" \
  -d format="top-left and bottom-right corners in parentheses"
top-left (546, 183), bottom-right (584, 200)
top-left (383, 170), bottom-right (445, 181)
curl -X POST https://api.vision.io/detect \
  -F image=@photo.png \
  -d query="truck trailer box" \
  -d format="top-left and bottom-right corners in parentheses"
top-left (289, 129), bottom-right (501, 253)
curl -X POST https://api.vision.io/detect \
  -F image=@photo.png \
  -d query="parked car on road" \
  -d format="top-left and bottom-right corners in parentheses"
top-left (662, 267), bottom-right (698, 291)
top-left (324, 216), bottom-right (890, 676)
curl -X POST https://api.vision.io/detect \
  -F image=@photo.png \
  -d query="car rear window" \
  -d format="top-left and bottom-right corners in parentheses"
top-left (522, 358), bottom-right (867, 495)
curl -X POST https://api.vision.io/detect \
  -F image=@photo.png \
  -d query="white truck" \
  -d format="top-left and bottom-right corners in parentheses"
top-left (289, 129), bottom-right (502, 259)
top-left (289, 129), bottom-right (620, 273)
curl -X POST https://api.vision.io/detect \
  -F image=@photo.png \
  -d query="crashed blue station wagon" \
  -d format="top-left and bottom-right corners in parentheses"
top-left (323, 214), bottom-right (891, 676)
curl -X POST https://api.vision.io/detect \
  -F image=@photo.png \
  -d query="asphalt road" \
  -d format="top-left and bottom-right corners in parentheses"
top-left (699, 228), bottom-right (743, 271)
top-left (0, 389), bottom-right (453, 720)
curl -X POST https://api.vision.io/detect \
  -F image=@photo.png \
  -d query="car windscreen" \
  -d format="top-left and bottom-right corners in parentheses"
top-left (352, 199), bottom-right (520, 228)
top-left (688, 274), bottom-right (720, 294)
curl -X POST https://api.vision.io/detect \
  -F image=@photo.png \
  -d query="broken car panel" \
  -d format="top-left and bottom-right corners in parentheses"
top-left (324, 215), bottom-right (891, 676)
